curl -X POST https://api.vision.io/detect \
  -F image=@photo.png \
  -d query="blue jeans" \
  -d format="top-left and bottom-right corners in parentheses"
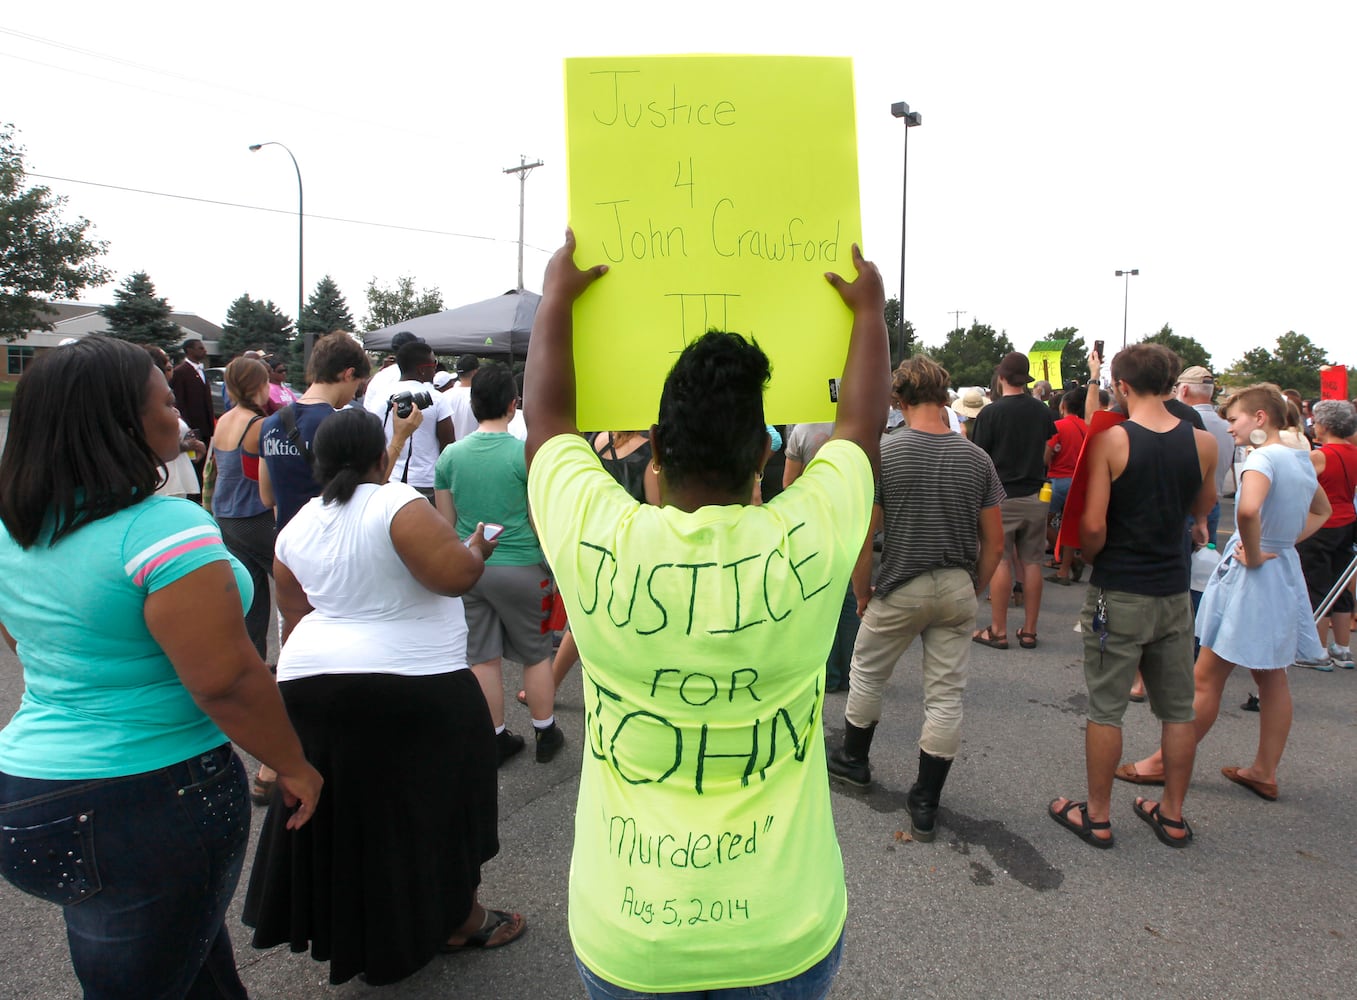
top-left (0, 744), bottom-right (251, 999)
top-left (575, 930), bottom-right (844, 1000)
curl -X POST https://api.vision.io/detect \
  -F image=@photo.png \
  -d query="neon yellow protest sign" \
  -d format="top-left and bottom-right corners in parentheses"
top-left (565, 55), bottom-right (862, 429)
top-left (1028, 340), bottom-right (1068, 390)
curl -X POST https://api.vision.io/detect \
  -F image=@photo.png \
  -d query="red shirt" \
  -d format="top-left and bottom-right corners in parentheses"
top-left (1319, 441), bottom-right (1357, 527)
top-left (1047, 415), bottom-right (1088, 479)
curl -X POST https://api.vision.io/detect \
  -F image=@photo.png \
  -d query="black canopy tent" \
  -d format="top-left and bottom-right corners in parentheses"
top-left (363, 289), bottom-right (541, 362)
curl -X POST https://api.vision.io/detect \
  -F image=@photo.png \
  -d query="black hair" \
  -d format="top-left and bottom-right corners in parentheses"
top-left (470, 361), bottom-right (516, 422)
top-left (312, 408), bottom-right (388, 505)
top-left (1111, 343), bottom-right (1180, 396)
top-left (655, 331), bottom-right (770, 496)
top-left (1061, 385), bottom-right (1087, 416)
top-left (0, 336), bottom-right (163, 548)
top-left (307, 331), bottom-right (371, 384)
top-left (396, 341), bottom-right (434, 378)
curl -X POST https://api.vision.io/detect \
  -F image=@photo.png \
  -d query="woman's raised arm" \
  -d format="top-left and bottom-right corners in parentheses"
top-left (524, 228), bottom-right (608, 470)
top-left (825, 243), bottom-right (891, 473)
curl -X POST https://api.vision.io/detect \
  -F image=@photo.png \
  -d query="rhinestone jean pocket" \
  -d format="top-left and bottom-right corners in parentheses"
top-left (1, 810), bottom-right (101, 906)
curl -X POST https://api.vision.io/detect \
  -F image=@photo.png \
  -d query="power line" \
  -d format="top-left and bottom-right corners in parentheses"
top-left (28, 171), bottom-right (553, 253)
top-left (0, 28), bottom-right (435, 142)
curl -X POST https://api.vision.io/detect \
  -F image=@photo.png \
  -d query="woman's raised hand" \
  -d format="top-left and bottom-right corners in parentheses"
top-left (824, 243), bottom-right (885, 315)
top-left (543, 228), bottom-right (609, 304)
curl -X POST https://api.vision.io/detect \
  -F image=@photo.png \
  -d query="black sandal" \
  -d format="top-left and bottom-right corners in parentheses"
top-left (442, 908), bottom-right (527, 952)
top-left (1049, 798), bottom-right (1113, 849)
top-left (1133, 798), bottom-right (1193, 848)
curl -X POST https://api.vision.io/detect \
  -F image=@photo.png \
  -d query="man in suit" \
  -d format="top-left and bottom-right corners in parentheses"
top-left (170, 338), bottom-right (216, 488)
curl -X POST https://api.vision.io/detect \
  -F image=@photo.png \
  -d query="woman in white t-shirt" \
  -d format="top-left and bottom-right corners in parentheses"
top-left (243, 408), bottom-right (526, 986)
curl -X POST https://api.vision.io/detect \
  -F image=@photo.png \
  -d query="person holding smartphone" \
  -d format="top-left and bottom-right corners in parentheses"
top-left (434, 361), bottom-right (565, 765)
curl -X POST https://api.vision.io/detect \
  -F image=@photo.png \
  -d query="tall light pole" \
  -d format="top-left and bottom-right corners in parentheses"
top-left (891, 101), bottom-right (922, 360)
top-left (503, 155), bottom-right (543, 291)
top-left (1114, 268), bottom-right (1139, 351)
top-left (249, 142), bottom-right (306, 363)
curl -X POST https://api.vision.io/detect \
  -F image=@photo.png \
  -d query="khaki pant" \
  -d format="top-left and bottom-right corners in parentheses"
top-left (845, 567), bottom-right (978, 759)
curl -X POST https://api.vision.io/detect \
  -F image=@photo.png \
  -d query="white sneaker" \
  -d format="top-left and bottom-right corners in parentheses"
top-left (1329, 644), bottom-right (1355, 669)
top-left (1294, 656), bottom-right (1334, 672)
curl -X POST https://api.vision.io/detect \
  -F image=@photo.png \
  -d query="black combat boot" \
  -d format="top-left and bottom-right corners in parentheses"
top-left (906, 750), bottom-right (953, 842)
top-left (827, 720), bottom-right (877, 788)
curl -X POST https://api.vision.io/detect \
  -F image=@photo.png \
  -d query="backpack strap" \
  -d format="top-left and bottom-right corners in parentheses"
top-left (279, 403), bottom-right (314, 469)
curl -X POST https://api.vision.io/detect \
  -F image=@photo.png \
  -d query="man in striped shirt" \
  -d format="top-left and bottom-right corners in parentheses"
top-left (828, 355), bottom-right (1005, 842)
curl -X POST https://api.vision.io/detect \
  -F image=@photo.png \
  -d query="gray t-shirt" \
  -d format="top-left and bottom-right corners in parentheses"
top-left (873, 428), bottom-right (1006, 598)
top-left (1194, 403), bottom-right (1234, 494)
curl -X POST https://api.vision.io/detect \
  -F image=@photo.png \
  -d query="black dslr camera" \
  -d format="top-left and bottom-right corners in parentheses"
top-left (388, 390), bottom-right (434, 418)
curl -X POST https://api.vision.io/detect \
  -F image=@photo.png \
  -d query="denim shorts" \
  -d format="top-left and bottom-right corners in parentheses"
top-left (575, 930), bottom-right (844, 1000)
top-left (0, 744), bottom-right (251, 999)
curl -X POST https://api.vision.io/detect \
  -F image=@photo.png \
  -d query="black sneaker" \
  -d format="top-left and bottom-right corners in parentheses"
top-left (1241, 693), bottom-right (1260, 713)
top-left (534, 722), bottom-right (565, 763)
top-left (496, 728), bottom-right (526, 766)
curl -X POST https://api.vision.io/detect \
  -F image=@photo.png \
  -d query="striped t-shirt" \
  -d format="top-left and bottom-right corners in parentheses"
top-left (0, 496), bottom-right (249, 778)
top-left (873, 427), bottom-right (1006, 598)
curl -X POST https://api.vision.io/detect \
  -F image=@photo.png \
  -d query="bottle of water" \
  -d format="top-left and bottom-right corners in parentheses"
top-left (1190, 543), bottom-right (1220, 592)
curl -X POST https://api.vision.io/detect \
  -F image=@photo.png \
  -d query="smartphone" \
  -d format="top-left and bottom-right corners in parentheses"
top-left (482, 524), bottom-right (504, 542)
top-left (1093, 339), bottom-right (1105, 363)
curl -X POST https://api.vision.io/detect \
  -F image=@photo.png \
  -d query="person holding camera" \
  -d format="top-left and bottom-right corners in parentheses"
top-left (381, 340), bottom-right (455, 501)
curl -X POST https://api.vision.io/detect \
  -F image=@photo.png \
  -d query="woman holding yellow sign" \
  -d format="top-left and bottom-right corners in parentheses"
top-left (525, 230), bottom-right (888, 999)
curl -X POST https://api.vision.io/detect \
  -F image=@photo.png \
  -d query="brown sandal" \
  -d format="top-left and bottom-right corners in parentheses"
top-left (972, 626), bottom-right (1009, 649)
top-left (1017, 630), bottom-right (1038, 649)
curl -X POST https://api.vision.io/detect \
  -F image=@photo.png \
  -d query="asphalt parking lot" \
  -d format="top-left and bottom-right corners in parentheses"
top-left (1, 494), bottom-right (1355, 998)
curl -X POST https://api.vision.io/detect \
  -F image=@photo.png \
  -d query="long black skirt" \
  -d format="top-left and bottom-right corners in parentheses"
top-left (243, 669), bottom-right (499, 986)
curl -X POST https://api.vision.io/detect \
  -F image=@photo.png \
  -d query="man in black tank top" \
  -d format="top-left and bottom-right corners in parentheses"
top-left (1050, 344), bottom-right (1217, 849)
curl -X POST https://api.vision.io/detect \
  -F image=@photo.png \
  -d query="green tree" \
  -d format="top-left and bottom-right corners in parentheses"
top-left (884, 297), bottom-right (916, 366)
top-left (299, 275), bottom-right (356, 337)
top-left (1141, 324), bottom-right (1212, 371)
top-left (294, 274), bottom-right (357, 369)
top-left (1223, 332), bottom-right (1330, 396)
top-left (929, 320), bottom-right (1016, 390)
top-left (219, 294), bottom-right (293, 359)
top-left (99, 271), bottom-right (180, 350)
top-left (1, 124), bottom-right (110, 340)
top-left (362, 276), bottom-right (444, 332)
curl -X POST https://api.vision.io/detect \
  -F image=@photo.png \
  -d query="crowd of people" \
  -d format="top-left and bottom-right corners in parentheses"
top-left (0, 233), bottom-right (1354, 996)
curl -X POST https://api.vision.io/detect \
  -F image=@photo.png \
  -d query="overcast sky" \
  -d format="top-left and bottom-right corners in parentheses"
top-left (3, 1), bottom-right (1353, 370)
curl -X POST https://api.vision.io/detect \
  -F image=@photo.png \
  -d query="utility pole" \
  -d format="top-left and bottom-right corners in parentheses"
top-left (950, 309), bottom-right (967, 333)
top-left (503, 155), bottom-right (543, 291)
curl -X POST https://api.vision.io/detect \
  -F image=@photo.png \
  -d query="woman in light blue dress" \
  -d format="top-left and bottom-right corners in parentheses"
top-left (1133, 384), bottom-right (1330, 802)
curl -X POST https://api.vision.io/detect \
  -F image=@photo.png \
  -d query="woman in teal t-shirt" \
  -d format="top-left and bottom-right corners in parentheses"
top-left (0, 337), bottom-right (322, 998)
top-left (524, 231), bottom-right (890, 999)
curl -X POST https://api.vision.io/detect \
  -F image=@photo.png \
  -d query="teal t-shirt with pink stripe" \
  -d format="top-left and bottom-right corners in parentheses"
top-left (0, 496), bottom-right (250, 778)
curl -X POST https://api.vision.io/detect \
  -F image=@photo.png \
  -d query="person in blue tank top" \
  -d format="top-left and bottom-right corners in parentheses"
top-left (0, 336), bottom-right (322, 998)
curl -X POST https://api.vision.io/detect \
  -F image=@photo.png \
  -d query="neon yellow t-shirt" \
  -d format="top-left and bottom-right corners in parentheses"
top-left (529, 434), bottom-right (872, 992)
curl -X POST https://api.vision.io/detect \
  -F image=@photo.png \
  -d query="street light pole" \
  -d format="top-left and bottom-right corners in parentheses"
top-left (503, 155), bottom-right (543, 292)
top-left (249, 142), bottom-right (306, 364)
top-left (891, 101), bottom-right (922, 361)
top-left (1114, 268), bottom-right (1139, 350)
